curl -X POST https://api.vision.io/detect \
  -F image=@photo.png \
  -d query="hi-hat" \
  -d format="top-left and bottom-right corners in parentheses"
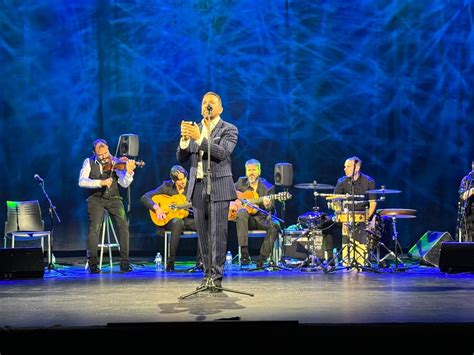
top-left (366, 188), bottom-right (401, 194)
top-left (294, 182), bottom-right (335, 190)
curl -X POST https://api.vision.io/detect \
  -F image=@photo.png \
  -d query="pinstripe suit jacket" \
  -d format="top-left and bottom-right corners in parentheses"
top-left (177, 119), bottom-right (238, 202)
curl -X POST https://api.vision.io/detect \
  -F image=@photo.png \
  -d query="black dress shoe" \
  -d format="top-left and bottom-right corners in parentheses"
top-left (120, 263), bottom-right (133, 273)
top-left (240, 257), bottom-right (251, 266)
top-left (88, 264), bottom-right (101, 274)
top-left (166, 262), bottom-right (175, 271)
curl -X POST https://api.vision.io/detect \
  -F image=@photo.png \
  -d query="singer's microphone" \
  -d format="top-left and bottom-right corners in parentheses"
top-left (206, 105), bottom-right (213, 113)
top-left (34, 174), bottom-right (44, 183)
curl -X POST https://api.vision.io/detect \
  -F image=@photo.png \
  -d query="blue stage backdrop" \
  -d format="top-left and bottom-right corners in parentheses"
top-left (0, 1), bottom-right (472, 253)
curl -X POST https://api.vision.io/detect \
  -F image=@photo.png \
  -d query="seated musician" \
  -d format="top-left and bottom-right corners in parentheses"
top-left (458, 160), bottom-right (474, 242)
top-left (332, 156), bottom-right (376, 265)
top-left (141, 165), bottom-right (201, 271)
top-left (231, 159), bottom-right (281, 267)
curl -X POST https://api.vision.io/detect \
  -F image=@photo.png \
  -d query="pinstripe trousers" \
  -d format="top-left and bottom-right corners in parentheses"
top-left (192, 180), bottom-right (230, 281)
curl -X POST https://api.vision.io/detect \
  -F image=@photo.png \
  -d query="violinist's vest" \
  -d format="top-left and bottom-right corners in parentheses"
top-left (87, 156), bottom-right (121, 199)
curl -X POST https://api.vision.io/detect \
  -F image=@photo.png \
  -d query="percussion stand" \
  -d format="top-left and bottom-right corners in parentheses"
top-left (324, 211), bottom-right (378, 273)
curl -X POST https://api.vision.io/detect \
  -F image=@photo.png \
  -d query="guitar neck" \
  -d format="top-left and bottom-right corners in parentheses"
top-left (246, 195), bottom-right (277, 204)
top-left (173, 203), bottom-right (192, 210)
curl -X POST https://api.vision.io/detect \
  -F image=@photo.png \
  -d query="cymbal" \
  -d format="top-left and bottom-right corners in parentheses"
top-left (378, 208), bottom-right (416, 218)
top-left (294, 183), bottom-right (335, 190)
top-left (366, 188), bottom-right (401, 194)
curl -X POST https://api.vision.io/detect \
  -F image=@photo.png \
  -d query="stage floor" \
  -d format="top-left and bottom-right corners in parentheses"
top-left (1, 257), bottom-right (473, 328)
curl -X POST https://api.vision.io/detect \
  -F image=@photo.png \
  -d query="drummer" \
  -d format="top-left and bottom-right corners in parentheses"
top-left (332, 156), bottom-right (377, 265)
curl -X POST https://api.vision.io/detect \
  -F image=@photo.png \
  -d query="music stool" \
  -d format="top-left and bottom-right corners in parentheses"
top-left (84, 211), bottom-right (121, 270)
top-left (238, 230), bottom-right (281, 265)
top-left (163, 230), bottom-right (198, 267)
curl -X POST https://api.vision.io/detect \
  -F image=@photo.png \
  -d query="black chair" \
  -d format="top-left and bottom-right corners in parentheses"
top-left (4, 200), bottom-right (51, 265)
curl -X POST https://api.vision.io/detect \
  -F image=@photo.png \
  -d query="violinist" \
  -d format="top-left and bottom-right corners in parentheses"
top-left (78, 138), bottom-right (136, 273)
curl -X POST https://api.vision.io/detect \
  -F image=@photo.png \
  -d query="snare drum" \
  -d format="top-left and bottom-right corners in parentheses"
top-left (334, 211), bottom-right (366, 223)
top-left (297, 211), bottom-right (326, 229)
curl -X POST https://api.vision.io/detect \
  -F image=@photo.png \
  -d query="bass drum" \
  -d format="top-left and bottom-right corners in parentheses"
top-left (297, 211), bottom-right (327, 230)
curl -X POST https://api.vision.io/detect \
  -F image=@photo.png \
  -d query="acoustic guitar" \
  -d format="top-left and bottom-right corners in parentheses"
top-left (149, 194), bottom-right (192, 227)
top-left (228, 191), bottom-right (292, 221)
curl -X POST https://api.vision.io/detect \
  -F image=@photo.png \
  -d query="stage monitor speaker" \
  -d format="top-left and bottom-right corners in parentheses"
top-left (117, 134), bottom-right (139, 157)
top-left (274, 163), bottom-right (293, 186)
top-left (439, 242), bottom-right (474, 273)
top-left (407, 231), bottom-right (453, 267)
top-left (0, 247), bottom-right (44, 279)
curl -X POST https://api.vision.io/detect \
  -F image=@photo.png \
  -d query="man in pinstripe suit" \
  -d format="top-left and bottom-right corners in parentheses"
top-left (178, 92), bottom-right (238, 290)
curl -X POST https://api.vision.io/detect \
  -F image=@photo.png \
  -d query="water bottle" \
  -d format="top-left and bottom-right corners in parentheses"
top-left (51, 253), bottom-right (56, 265)
top-left (155, 252), bottom-right (163, 271)
top-left (225, 251), bottom-right (233, 271)
top-left (333, 248), bottom-right (338, 266)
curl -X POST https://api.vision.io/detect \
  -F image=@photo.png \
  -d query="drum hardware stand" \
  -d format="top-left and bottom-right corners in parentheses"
top-left (242, 201), bottom-right (291, 272)
top-left (366, 229), bottom-right (402, 269)
top-left (381, 216), bottom-right (406, 272)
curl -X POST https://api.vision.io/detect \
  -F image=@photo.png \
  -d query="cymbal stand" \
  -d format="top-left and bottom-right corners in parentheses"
top-left (366, 229), bottom-right (402, 268)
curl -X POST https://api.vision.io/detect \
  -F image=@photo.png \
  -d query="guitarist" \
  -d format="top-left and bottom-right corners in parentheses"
top-left (141, 165), bottom-right (201, 271)
top-left (231, 159), bottom-right (280, 267)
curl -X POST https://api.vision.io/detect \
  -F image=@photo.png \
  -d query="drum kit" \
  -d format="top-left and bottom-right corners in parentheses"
top-left (292, 181), bottom-right (416, 272)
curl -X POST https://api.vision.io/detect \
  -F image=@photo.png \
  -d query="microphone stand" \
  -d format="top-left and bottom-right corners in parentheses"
top-left (241, 201), bottom-right (290, 272)
top-left (179, 108), bottom-right (253, 299)
top-left (36, 178), bottom-right (65, 275)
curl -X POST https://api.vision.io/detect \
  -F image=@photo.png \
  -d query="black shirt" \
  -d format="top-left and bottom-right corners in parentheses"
top-left (333, 173), bottom-right (376, 211)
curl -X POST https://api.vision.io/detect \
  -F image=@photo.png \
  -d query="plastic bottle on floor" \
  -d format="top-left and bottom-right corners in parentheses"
top-left (333, 248), bottom-right (338, 266)
top-left (225, 251), bottom-right (233, 271)
top-left (155, 252), bottom-right (163, 271)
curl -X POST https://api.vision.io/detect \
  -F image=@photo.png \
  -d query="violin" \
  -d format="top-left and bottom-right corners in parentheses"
top-left (102, 156), bottom-right (146, 172)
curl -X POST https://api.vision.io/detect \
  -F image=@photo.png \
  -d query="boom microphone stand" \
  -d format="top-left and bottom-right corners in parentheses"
top-left (242, 201), bottom-right (290, 271)
top-left (34, 175), bottom-right (65, 275)
top-left (179, 106), bottom-right (253, 299)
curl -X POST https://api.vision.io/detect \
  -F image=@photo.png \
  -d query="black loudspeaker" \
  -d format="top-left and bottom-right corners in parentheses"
top-left (117, 134), bottom-right (139, 157)
top-left (0, 248), bottom-right (44, 279)
top-left (407, 231), bottom-right (453, 267)
top-left (439, 242), bottom-right (474, 273)
top-left (274, 163), bottom-right (293, 186)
